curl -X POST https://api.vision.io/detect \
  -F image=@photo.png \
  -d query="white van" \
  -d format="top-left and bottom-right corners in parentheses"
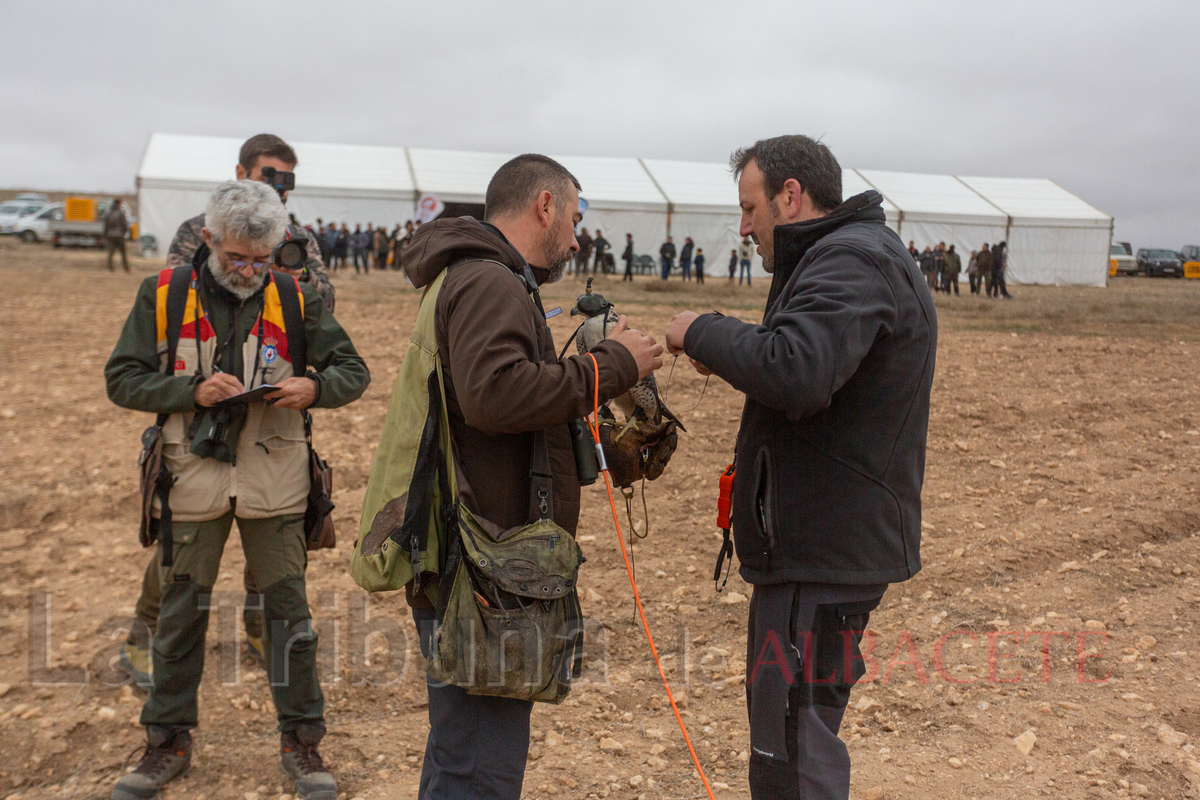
top-left (12, 202), bottom-right (64, 242)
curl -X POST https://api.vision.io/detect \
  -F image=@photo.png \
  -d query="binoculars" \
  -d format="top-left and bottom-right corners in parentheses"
top-left (188, 407), bottom-right (244, 463)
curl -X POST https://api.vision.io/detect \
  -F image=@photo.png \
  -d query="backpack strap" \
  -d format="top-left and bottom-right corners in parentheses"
top-left (163, 265), bottom-right (192, 379)
top-left (154, 263), bottom-right (191, 568)
top-left (271, 271), bottom-right (308, 377)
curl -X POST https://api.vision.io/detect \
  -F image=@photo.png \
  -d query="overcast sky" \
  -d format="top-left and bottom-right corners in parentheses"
top-left (3, 1), bottom-right (1196, 248)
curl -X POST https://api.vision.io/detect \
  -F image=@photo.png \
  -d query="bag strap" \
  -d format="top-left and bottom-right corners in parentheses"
top-left (529, 429), bottom-right (553, 522)
top-left (156, 264), bottom-right (193, 430)
top-left (164, 265), bottom-right (192, 378)
top-left (272, 271), bottom-right (308, 377)
top-left (154, 263), bottom-right (191, 567)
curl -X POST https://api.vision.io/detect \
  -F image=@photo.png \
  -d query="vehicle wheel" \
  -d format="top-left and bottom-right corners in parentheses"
top-left (20, 231), bottom-right (36, 243)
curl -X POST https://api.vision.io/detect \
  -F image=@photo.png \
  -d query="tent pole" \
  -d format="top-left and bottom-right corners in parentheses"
top-left (403, 148), bottom-right (420, 217)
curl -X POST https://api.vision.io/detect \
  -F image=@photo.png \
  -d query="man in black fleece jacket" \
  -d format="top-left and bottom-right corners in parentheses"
top-left (665, 135), bottom-right (937, 799)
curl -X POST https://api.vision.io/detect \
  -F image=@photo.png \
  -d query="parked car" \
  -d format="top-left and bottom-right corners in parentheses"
top-left (11, 202), bottom-right (63, 242)
top-left (0, 200), bottom-right (48, 234)
top-left (1181, 245), bottom-right (1200, 262)
top-left (1110, 243), bottom-right (1137, 276)
top-left (13, 193), bottom-right (50, 204)
top-left (1135, 248), bottom-right (1184, 278)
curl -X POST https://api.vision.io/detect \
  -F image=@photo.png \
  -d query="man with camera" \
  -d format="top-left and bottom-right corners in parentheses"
top-left (395, 154), bottom-right (662, 800)
top-left (665, 134), bottom-right (935, 799)
top-left (104, 180), bottom-right (369, 800)
top-left (115, 134), bottom-right (337, 690)
top-left (165, 134), bottom-right (335, 312)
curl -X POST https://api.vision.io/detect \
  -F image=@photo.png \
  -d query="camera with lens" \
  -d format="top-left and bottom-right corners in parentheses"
top-left (272, 236), bottom-right (308, 272)
top-left (259, 165), bottom-right (295, 200)
top-left (187, 407), bottom-right (245, 463)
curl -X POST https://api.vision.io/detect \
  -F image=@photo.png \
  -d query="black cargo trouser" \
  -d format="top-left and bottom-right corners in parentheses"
top-left (413, 608), bottom-right (533, 800)
top-left (745, 583), bottom-right (883, 800)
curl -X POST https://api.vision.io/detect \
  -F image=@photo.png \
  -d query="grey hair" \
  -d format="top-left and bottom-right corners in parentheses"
top-left (204, 180), bottom-right (287, 247)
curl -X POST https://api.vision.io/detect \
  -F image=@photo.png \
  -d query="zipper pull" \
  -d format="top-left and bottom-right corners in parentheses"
top-left (548, 534), bottom-right (559, 552)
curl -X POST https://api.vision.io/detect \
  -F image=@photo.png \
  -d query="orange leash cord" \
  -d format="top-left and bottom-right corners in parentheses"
top-left (584, 354), bottom-right (717, 800)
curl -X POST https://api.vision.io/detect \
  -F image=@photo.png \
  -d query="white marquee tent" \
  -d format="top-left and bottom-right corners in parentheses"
top-left (137, 133), bottom-right (1112, 286)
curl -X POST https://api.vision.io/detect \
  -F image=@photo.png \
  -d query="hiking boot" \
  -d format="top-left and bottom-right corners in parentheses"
top-left (281, 728), bottom-right (337, 800)
top-left (116, 640), bottom-right (153, 690)
top-left (112, 729), bottom-right (191, 799)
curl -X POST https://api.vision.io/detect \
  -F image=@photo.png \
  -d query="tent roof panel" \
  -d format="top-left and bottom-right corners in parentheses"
top-left (957, 176), bottom-right (1110, 224)
top-left (856, 169), bottom-right (1007, 223)
top-left (290, 142), bottom-right (414, 193)
top-left (552, 155), bottom-right (666, 209)
top-left (640, 158), bottom-right (736, 209)
top-left (138, 133), bottom-right (415, 194)
top-left (138, 134), bottom-right (241, 184)
top-left (407, 148), bottom-right (513, 203)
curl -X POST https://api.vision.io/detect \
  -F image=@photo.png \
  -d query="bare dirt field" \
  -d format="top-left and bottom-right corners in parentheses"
top-left (2, 237), bottom-right (1200, 800)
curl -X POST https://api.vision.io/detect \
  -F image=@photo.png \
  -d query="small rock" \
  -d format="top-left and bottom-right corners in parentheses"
top-left (948, 757), bottom-right (964, 768)
top-left (854, 696), bottom-right (883, 714)
top-left (586, 588), bottom-right (605, 605)
top-left (599, 738), bottom-right (624, 754)
top-left (1013, 730), bottom-right (1037, 756)
top-left (1084, 620), bottom-right (1106, 630)
top-left (1131, 783), bottom-right (1150, 797)
top-left (721, 592), bottom-right (747, 605)
top-left (1158, 723), bottom-right (1188, 747)
top-left (989, 459), bottom-right (1006, 469)
top-left (0, 683), bottom-right (11, 698)
top-left (954, 441), bottom-right (971, 452)
top-left (96, 706), bottom-right (117, 721)
top-left (863, 788), bottom-right (884, 800)
top-left (629, 775), bottom-right (643, 787)
top-left (646, 755), bottom-right (668, 769)
top-left (544, 731), bottom-right (563, 747)
top-left (1059, 561), bottom-right (1082, 573)
top-left (1137, 636), bottom-right (1157, 650)
top-left (1057, 701), bottom-right (1085, 712)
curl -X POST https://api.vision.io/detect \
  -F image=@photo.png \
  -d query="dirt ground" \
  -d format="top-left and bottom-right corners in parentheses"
top-left (2, 237), bottom-right (1200, 800)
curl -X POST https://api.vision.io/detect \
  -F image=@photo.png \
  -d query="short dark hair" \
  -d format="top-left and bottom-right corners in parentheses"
top-left (485, 154), bottom-right (581, 221)
top-left (239, 134), bottom-right (297, 172)
top-left (730, 135), bottom-right (842, 213)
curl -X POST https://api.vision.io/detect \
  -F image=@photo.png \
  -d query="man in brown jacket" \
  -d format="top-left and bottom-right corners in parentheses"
top-left (401, 154), bottom-right (662, 800)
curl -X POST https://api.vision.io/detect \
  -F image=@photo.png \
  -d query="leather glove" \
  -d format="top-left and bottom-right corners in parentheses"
top-left (599, 418), bottom-right (680, 488)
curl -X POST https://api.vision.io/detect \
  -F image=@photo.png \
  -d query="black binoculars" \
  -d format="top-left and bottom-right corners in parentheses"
top-left (188, 407), bottom-right (243, 463)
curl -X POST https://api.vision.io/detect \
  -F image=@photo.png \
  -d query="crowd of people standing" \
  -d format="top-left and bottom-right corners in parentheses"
top-left (301, 217), bottom-right (420, 274)
top-left (564, 229), bottom-right (767, 287)
top-left (908, 239), bottom-right (1012, 298)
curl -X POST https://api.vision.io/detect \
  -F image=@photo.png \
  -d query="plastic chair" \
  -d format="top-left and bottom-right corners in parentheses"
top-left (138, 235), bottom-right (159, 257)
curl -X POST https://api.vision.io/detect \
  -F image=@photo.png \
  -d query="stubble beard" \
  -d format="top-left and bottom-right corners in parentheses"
top-left (542, 223), bottom-right (573, 284)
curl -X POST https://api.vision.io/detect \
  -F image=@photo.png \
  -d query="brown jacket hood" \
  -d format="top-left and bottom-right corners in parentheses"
top-left (403, 216), bottom-right (529, 289)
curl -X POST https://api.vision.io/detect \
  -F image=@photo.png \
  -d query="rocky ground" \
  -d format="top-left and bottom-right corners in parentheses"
top-left (1, 237), bottom-right (1199, 799)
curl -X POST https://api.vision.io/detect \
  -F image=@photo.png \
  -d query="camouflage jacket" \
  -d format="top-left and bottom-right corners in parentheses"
top-left (165, 213), bottom-right (336, 312)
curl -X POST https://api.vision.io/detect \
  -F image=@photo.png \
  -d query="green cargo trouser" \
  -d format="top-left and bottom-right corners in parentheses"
top-left (134, 554), bottom-right (264, 641)
top-left (139, 511), bottom-right (325, 735)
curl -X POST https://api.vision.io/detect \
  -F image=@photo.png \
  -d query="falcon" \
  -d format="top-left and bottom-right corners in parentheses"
top-left (570, 279), bottom-right (684, 441)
